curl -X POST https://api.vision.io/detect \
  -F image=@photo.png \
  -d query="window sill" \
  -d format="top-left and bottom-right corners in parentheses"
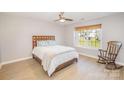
top-left (75, 45), bottom-right (100, 50)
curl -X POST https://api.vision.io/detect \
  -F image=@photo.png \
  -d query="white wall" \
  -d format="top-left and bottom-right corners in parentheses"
top-left (0, 14), bottom-right (65, 63)
top-left (0, 13), bottom-right (124, 65)
top-left (64, 13), bottom-right (124, 64)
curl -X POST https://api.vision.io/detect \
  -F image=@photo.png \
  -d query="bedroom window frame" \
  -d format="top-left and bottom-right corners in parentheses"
top-left (74, 24), bottom-right (102, 50)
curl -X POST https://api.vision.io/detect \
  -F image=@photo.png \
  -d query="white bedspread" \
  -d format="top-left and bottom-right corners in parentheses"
top-left (32, 45), bottom-right (79, 76)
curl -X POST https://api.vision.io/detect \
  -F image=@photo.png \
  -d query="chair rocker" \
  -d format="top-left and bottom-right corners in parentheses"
top-left (98, 41), bottom-right (122, 70)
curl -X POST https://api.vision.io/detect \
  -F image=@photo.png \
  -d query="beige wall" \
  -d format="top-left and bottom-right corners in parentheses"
top-left (64, 13), bottom-right (124, 64)
top-left (0, 14), bottom-right (65, 63)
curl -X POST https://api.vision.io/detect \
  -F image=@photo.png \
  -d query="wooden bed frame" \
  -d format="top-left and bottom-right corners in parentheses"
top-left (32, 35), bottom-right (78, 76)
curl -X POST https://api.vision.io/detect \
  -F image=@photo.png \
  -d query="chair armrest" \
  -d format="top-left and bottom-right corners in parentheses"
top-left (99, 49), bottom-right (107, 52)
top-left (98, 49), bottom-right (107, 57)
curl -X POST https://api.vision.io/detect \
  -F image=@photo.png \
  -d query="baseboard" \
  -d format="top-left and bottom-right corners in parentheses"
top-left (1, 56), bottom-right (32, 66)
top-left (78, 52), bottom-right (124, 66)
top-left (116, 62), bottom-right (124, 66)
top-left (79, 52), bottom-right (98, 59)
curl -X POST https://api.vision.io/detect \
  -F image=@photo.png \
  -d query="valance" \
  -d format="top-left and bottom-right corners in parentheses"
top-left (75, 24), bottom-right (102, 31)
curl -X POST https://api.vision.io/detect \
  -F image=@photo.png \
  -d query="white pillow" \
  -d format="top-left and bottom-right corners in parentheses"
top-left (48, 40), bottom-right (56, 46)
top-left (37, 41), bottom-right (49, 46)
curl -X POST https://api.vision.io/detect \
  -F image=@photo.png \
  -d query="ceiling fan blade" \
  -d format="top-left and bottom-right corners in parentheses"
top-left (54, 19), bottom-right (60, 21)
top-left (65, 18), bottom-right (73, 21)
top-left (54, 12), bottom-right (73, 22)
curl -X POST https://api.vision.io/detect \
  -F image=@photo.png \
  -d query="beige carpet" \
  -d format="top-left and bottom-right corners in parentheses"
top-left (0, 55), bottom-right (124, 80)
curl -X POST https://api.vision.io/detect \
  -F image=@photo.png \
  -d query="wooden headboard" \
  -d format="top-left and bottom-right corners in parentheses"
top-left (32, 35), bottom-right (55, 48)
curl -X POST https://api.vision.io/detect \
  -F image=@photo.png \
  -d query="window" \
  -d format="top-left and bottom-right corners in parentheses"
top-left (75, 24), bottom-right (102, 49)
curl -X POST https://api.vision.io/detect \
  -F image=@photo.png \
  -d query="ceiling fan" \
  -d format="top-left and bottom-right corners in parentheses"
top-left (54, 12), bottom-right (73, 23)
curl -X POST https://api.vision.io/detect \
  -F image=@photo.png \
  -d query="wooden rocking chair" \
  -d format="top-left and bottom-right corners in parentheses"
top-left (98, 41), bottom-right (122, 70)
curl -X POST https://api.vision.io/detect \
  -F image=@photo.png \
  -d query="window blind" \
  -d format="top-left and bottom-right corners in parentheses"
top-left (75, 24), bottom-right (102, 31)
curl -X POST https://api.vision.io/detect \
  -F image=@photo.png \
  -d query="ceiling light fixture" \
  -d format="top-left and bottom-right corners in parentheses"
top-left (59, 19), bottom-right (66, 22)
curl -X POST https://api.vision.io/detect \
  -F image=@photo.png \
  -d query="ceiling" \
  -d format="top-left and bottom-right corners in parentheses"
top-left (2, 12), bottom-right (117, 25)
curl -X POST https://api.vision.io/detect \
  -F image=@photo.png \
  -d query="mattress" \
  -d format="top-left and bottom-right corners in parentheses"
top-left (32, 45), bottom-right (79, 76)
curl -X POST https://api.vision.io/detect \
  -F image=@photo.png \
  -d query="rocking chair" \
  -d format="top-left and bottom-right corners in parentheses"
top-left (98, 41), bottom-right (122, 70)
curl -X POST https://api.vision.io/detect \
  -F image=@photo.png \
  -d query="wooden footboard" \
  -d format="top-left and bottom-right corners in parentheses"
top-left (54, 58), bottom-right (78, 73)
top-left (32, 54), bottom-right (78, 76)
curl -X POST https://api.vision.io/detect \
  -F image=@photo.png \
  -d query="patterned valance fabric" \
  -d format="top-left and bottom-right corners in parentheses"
top-left (75, 24), bottom-right (102, 31)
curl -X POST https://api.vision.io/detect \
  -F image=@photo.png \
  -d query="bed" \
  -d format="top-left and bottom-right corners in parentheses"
top-left (32, 35), bottom-right (79, 76)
